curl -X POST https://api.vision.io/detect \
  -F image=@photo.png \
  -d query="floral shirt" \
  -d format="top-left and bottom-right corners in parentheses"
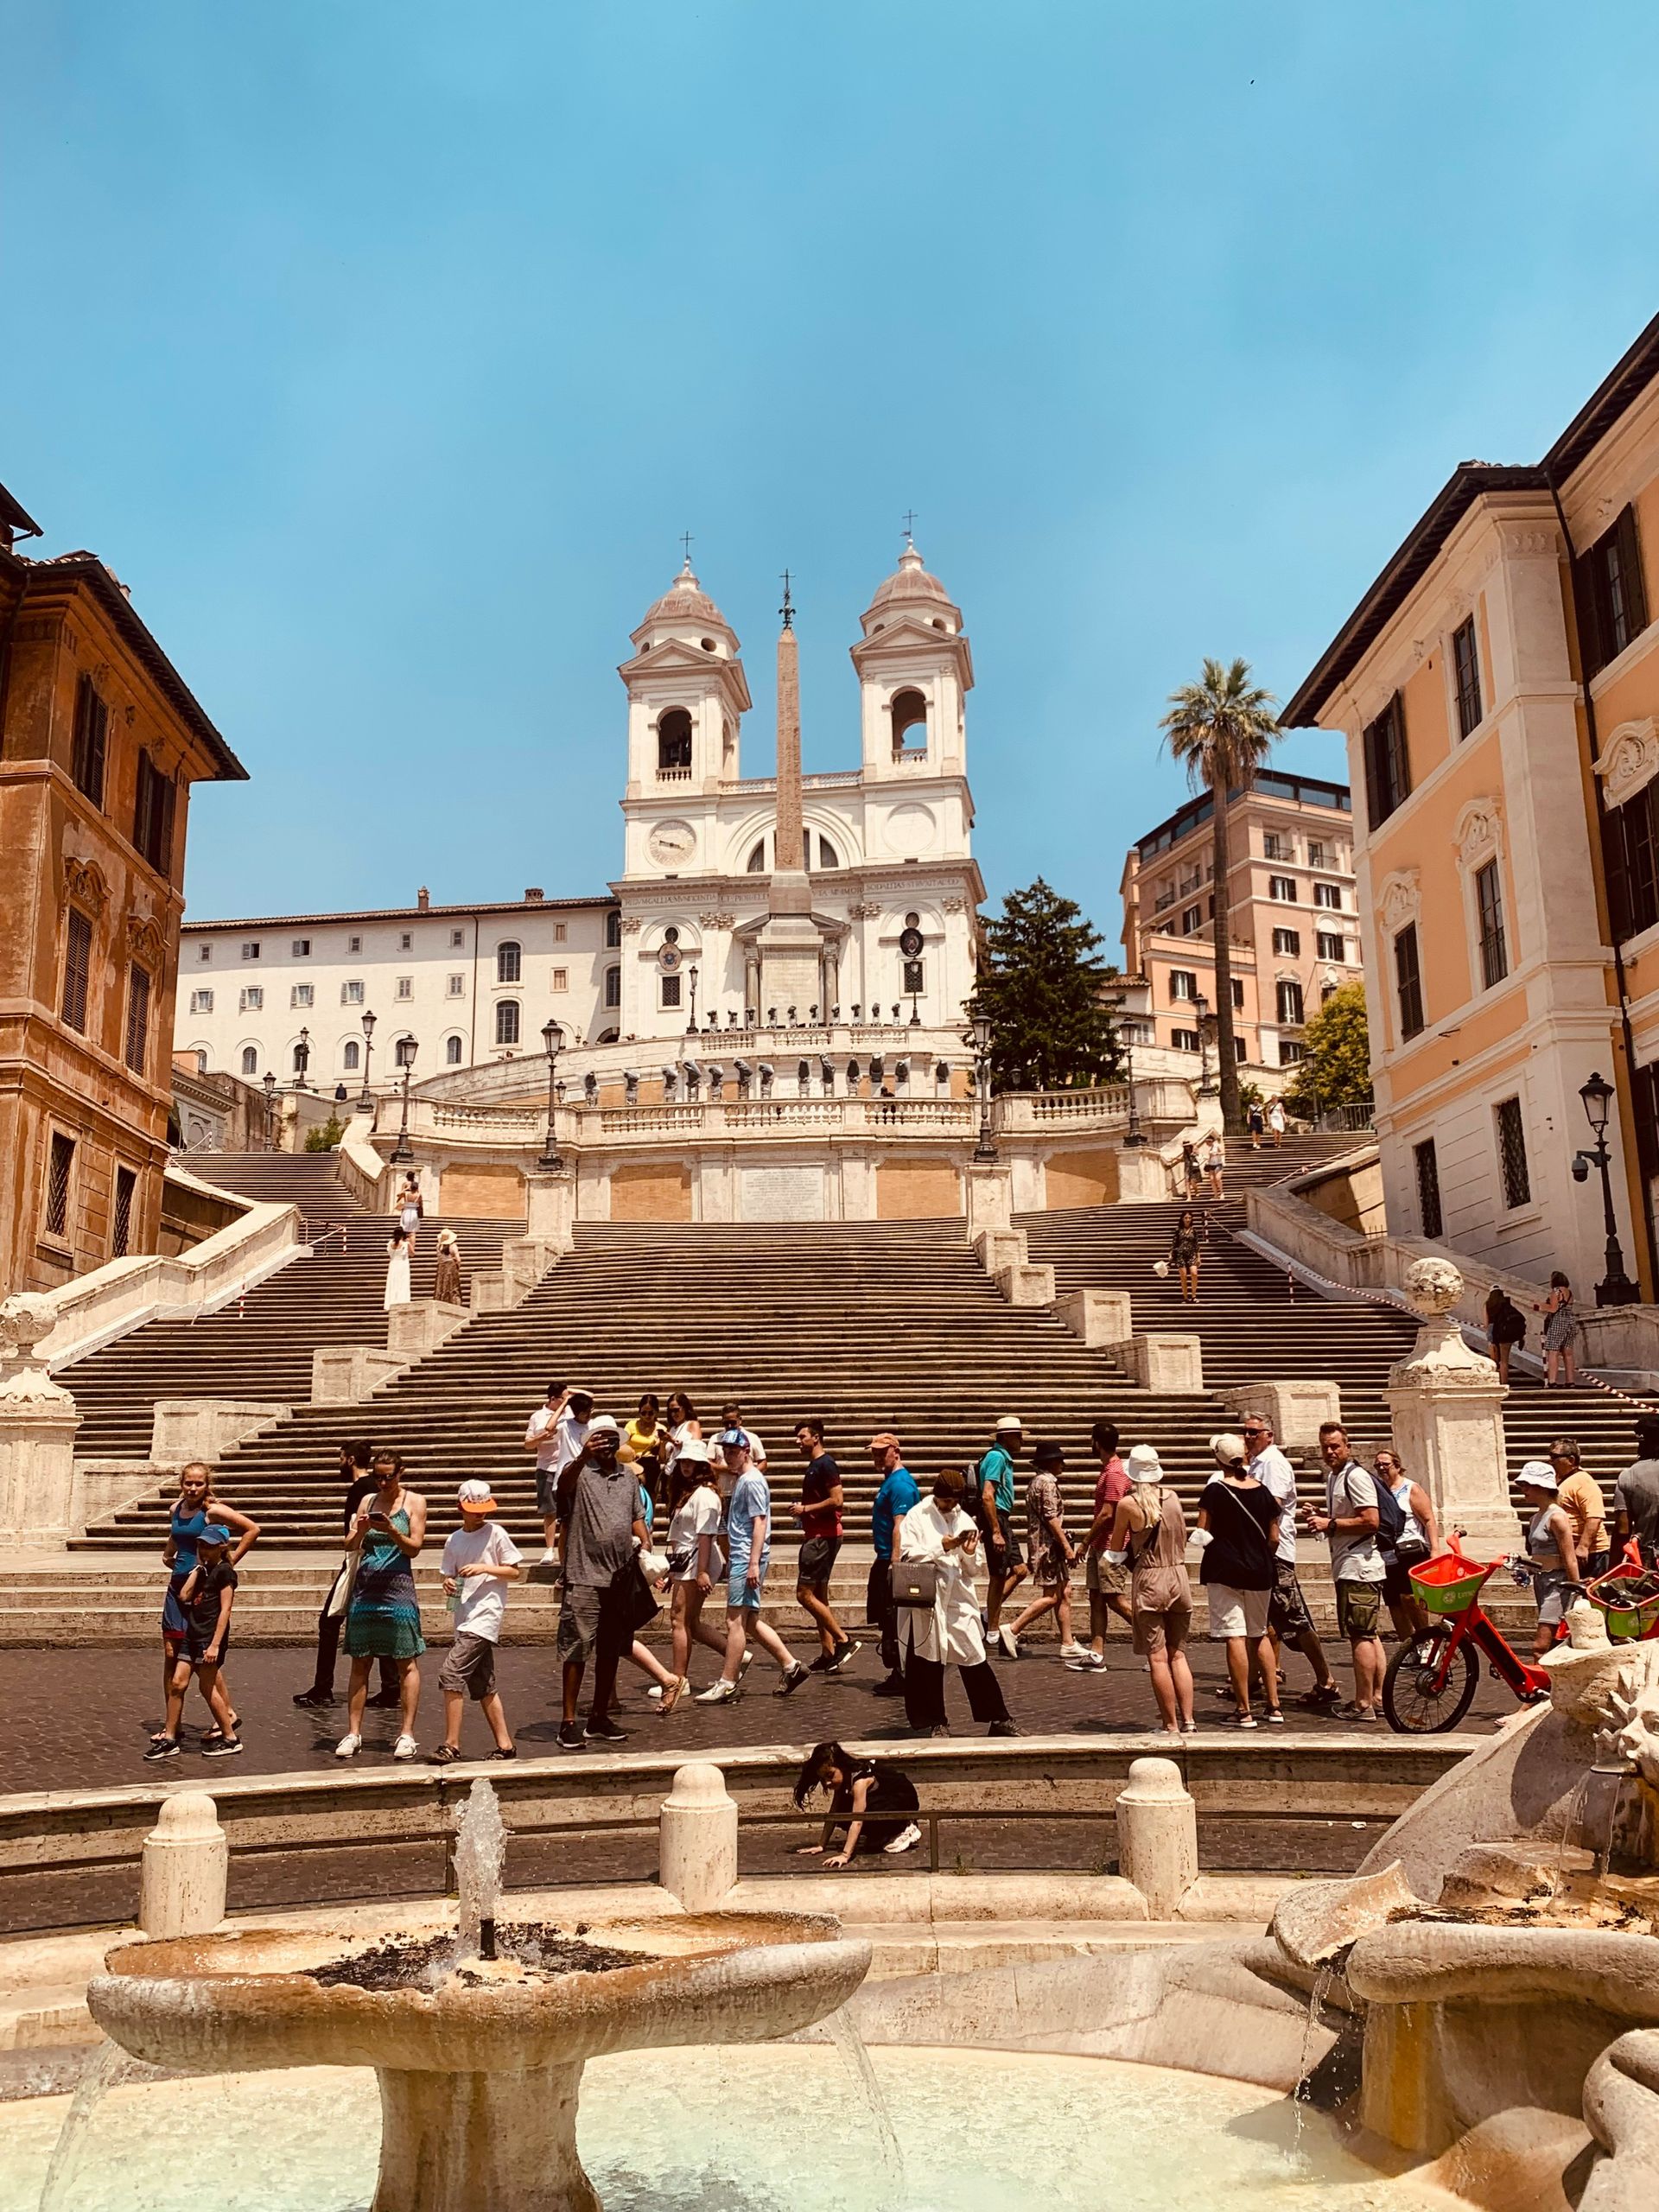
top-left (1026, 1471), bottom-right (1065, 1574)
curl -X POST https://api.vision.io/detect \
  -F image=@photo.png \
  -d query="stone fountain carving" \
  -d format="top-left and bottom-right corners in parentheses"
top-left (86, 1781), bottom-right (871, 2212)
top-left (1267, 1611), bottom-right (1659, 2209)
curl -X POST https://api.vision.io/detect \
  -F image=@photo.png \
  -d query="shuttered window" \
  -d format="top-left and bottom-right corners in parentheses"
top-left (1497, 1096), bottom-right (1531, 1210)
top-left (44, 1132), bottom-right (74, 1239)
top-left (124, 964), bottom-right (152, 1074)
top-left (1475, 861), bottom-right (1509, 988)
top-left (1452, 618), bottom-right (1483, 737)
top-left (112, 1166), bottom-right (137, 1258)
top-left (1603, 781), bottom-right (1659, 944)
top-left (61, 909), bottom-right (92, 1032)
top-left (1276, 979), bottom-right (1305, 1024)
top-left (1414, 1140), bottom-right (1443, 1240)
top-left (132, 750), bottom-right (175, 874)
top-left (1577, 505), bottom-right (1650, 677)
top-left (1362, 693), bottom-right (1411, 827)
top-left (1394, 923), bottom-right (1425, 1041)
top-left (71, 677), bottom-right (107, 805)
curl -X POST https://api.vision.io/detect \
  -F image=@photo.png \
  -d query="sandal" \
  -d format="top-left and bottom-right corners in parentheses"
top-left (1294, 1685), bottom-right (1341, 1711)
top-left (429, 1744), bottom-right (464, 1764)
top-left (658, 1675), bottom-right (687, 1716)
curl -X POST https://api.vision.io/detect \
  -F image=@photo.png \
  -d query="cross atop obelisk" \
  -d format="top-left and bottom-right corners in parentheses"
top-left (755, 563), bottom-right (821, 1008)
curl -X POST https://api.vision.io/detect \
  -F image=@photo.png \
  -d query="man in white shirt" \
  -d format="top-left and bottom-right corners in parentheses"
top-left (715, 1401), bottom-right (766, 1478)
top-left (1239, 1414), bottom-right (1339, 1711)
top-left (524, 1383), bottom-right (593, 1564)
top-left (1306, 1421), bottom-right (1386, 1721)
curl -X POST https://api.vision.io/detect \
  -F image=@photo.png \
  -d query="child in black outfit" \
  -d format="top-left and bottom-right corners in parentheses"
top-left (147, 1524), bottom-right (243, 1759)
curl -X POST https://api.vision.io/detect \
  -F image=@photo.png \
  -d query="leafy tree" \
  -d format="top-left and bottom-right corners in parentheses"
top-left (1160, 657), bottom-right (1281, 1133)
top-left (976, 878), bottom-right (1122, 1091)
top-left (1283, 982), bottom-right (1372, 1118)
top-left (304, 1111), bottom-right (346, 1153)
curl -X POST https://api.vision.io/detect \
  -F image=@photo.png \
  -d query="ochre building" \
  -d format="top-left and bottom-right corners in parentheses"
top-left (0, 485), bottom-right (245, 1294)
top-left (1285, 310), bottom-right (1659, 1298)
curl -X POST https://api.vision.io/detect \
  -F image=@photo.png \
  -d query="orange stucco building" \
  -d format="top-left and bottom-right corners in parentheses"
top-left (1285, 310), bottom-right (1659, 1300)
top-left (0, 484), bottom-right (245, 1294)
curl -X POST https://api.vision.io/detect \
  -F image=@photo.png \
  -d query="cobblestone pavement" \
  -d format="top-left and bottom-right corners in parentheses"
top-left (0, 1633), bottom-right (1510, 1935)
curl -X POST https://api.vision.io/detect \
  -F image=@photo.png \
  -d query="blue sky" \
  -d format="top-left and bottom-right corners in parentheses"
top-left (9, 3), bottom-right (1659, 957)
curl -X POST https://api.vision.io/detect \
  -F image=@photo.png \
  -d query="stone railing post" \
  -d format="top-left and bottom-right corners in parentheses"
top-left (524, 1169), bottom-right (578, 1255)
top-left (0, 1293), bottom-right (81, 1544)
top-left (1116, 1757), bottom-right (1198, 1919)
top-left (138, 1791), bottom-right (228, 1936)
top-left (1382, 1257), bottom-right (1515, 1554)
top-left (659, 1762), bottom-right (738, 1911)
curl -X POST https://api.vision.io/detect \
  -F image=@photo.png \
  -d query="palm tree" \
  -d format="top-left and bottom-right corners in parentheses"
top-left (1160, 657), bottom-right (1281, 1134)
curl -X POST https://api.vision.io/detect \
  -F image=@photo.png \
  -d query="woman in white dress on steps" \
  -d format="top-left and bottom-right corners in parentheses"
top-left (384, 1228), bottom-right (412, 1310)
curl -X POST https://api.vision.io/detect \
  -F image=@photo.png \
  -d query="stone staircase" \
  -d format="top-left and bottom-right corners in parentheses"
top-left (62, 1151), bottom-right (523, 1462)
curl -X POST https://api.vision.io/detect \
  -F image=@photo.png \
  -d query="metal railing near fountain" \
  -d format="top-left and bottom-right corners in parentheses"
top-left (0, 1736), bottom-right (1471, 1936)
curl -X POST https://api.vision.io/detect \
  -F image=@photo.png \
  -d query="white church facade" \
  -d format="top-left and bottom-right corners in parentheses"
top-left (175, 543), bottom-right (984, 1090)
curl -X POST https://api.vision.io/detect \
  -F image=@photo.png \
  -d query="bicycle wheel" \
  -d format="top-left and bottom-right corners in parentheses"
top-left (1382, 1629), bottom-right (1478, 1733)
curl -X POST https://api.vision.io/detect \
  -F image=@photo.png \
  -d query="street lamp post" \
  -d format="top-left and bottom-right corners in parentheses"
top-left (1573, 1070), bottom-right (1640, 1306)
top-left (262, 1070), bottom-right (277, 1152)
top-left (964, 1001), bottom-right (997, 1162)
top-left (686, 963), bottom-right (699, 1037)
top-left (358, 1009), bottom-right (377, 1109)
top-left (389, 1040), bottom-right (417, 1165)
top-left (538, 1019), bottom-right (564, 1171)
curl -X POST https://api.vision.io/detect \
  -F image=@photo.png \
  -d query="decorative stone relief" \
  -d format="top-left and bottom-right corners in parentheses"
top-left (1376, 869), bottom-right (1421, 934)
top-left (697, 911), bottom-right (734, 930)
top-left (620, 917), bottom-right (643, 935)
top-left (1388, 1257), bottom-right (1497, 1385)
top-left (0, 1294), bottom-right (75, 1407)
top-left (1494, 522), bottom-right (1560, 560)
top-left (848, 901), bottom-right (882, 920)
top-left (942, 895), bottom-right (966, 912)
top-left (126, 912), bottom-right (166, 965)
top-left (1597, 719), bottom-right (1659, 810)
top-left (1454, 798), bottom-right (1503, 868)
top-left (61, 855), bottom-right (110, 918)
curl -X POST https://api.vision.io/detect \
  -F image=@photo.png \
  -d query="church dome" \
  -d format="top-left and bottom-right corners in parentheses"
top-left (641, 560), bottom-right (728, 631)
top-left (861, 543), bottom-right (960, 631)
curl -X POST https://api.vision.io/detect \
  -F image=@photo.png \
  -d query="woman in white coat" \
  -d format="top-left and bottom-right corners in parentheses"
top-left (896, 1468), bottom-right (1015, 1737)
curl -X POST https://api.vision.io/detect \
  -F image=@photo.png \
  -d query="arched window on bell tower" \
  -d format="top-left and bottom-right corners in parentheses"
top-left (658, 708), bottom-right (693, 776)
top-left (890, 688), bottom-right (928, 760)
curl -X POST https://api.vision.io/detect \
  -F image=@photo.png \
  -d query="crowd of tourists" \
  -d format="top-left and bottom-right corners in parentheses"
top-left (140, 1396), bottom-right (1659, 1765)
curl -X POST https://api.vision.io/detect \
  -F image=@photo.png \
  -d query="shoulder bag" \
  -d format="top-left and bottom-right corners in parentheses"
top-left (890, 1556), bottom-right (942, 1608)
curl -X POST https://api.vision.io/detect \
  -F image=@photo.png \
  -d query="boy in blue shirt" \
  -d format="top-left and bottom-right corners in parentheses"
top-left (695, 1438), bottom-right (810, 1703)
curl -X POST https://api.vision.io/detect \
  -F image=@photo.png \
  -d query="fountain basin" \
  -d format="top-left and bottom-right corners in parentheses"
top-left (87, 1912), bottom-right (870, 2212)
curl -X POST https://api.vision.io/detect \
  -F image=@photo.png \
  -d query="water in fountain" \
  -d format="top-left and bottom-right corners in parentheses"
top-left (454, 1775), bottom-right (507, 1961)
top-left (36, 2038), bottom-right (162, 2212)
top-left (1288, 1961), bottom-right (1335, 2158)
top-left (823, 2006), bottom-right (905, 2209)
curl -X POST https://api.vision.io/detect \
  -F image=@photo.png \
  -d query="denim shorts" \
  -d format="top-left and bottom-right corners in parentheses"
top-left (727, 1562), bottom-right (766, 1611)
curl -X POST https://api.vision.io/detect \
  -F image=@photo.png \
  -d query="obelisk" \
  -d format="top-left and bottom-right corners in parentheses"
top-left (755, 572), bottom-right (823, 1014)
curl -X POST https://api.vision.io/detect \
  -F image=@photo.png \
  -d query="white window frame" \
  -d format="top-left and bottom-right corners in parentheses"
top-left (238, 986), bottom-right (263, 1013)
top-left (1268, 875), bottom-right (1297, 902)
top-left (290, 984), bottom-right (314, 1009)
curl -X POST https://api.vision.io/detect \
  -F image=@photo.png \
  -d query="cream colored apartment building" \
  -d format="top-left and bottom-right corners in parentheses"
top-left (1285, 309), bottom-right (1659, 1299)
top-left (1119, 770), bottom-right (1358, 1087)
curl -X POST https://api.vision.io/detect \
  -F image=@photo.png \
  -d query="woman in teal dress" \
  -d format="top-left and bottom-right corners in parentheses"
top-left (337, 1450), bottom-right (427, 1761)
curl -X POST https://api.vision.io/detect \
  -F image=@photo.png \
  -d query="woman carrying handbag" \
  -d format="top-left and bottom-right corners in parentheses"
top-left (893, 1467), bottom-right (1016, 1738)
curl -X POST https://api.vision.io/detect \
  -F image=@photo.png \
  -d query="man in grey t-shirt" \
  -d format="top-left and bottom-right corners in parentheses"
top-left (1615, 1418), bottom-right (1659, 1562)
top-left (1306, 1421), bottom-right (1386, 1721)
top-left (554, 1416), bottom-right (646, 1751)
top-left (1240, 1415), bottom-right (1339, 1710)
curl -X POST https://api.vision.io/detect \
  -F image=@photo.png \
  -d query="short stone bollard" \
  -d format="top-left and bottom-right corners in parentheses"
top-left (1115, 1757), bottom-right (1198, 1920)
top-left (658, 1761), bottom-right (738, 1912)
top-left (138, 1790), bottom-right (228, 1938)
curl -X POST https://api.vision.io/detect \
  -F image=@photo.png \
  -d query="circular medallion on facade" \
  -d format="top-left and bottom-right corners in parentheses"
top-left (649, 820), bottom-right (696, 867)
top-left (658, 943), bottom-right (683, 974)
top-left (899, 925), bottom-right (925, 959)
top-left (883, 802), bottom-right (937, 856)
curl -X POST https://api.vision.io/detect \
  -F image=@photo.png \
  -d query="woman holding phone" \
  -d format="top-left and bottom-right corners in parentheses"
top-left (337, 1450), bottom-right (426, 1761)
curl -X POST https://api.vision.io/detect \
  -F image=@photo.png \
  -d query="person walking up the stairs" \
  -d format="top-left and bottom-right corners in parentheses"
top-left (433, 1229), bottom-right (462, 1307)
top-left (383, 1227), bottom-right (413, 1310)
top-left (1238, 1415), bottom-right (1340, 1715)
top-left (789, 1420), bottom-right (860, 1673)
top-left (1170, 1209), bottom-right (1202, 1306)
top-left (1305, 1422), bottom-right (1386, 1722)
top-left (1077, 1421), bottom-right (1132, 1669)
top-left (896, 1468), bottom-right (1015, 1738)
top-left (1003, 1442), bottom-right (1087, 1662)
top-left (336, 1451), bottom-right (426, 1761)
top-left (397, 1173), bottom-right (423, 1250)
top-left (868, 1431), bottom-right (920, 1697)
top-left (696, 1444), bottom-right (810, 1704)
top-left (980, 1416), bottom-right (1027, 1656)
top-left (295, 1440), bottom-right (400, 1712)
top-left (156, 1464), bottom-right (258, 1751)
top-left (554, 1417), bottom-right (648, 1750)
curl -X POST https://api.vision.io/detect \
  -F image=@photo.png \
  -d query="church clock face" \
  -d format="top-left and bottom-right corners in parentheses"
top-left (648, 820), bottom-right (696, 868)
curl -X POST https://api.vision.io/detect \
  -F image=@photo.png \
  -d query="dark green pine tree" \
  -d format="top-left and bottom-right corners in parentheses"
top-left (976, 878), bottom-right (1122, 1092)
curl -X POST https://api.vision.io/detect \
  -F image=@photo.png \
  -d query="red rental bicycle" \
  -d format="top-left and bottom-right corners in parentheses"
top-left (1381, 1542), bottom-right (1552, 1733)
top-left (1382, 1537), bottom-right (1659, 1733)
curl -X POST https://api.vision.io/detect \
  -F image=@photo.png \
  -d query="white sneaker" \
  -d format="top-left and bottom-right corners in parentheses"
top-left (334, 1733), bottom-right (361, 1759)
top-left (882, 1821), bottom-right (923, 1856)
top-left (646, 1684), bottom-right (664, 1700)
top-left (1058, 1642), bottom-right (1092, 1662)
top-left (393, 1733), bottom-right (418, 1759)
top-left (540, 1548), bottom-right (557, 1566)
top-left (1065, 1650), bottom-right (1107, 1671)
top-left (997, 1626), bottom-right (1020, 1659)
top-left (696, 1678), bottom-right (738, 1704)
